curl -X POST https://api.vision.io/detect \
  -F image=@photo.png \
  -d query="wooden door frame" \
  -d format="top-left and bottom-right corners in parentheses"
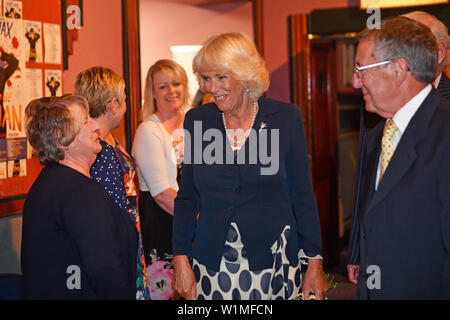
top-left (122, 0), bottom-right (142, 153)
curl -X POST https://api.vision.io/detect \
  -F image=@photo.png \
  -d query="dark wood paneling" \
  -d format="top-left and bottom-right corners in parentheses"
top-left (309, 41), bottom-right (339, 264)
top-left (288, 15), bottom-right (312, 151)
top-left (122, 0), bottom-right (142, 153)
top-left (252, 0), bottom-right (264, 57)
top-left (289, 16), bottom-right (339, 264)
top-left (307, 3), bottom-right (450, 35)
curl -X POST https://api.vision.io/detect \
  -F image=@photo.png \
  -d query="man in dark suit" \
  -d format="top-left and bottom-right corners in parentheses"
top-left (346, 16), bottom-right (450, 299)
top-left (347, 12), bottom-right (450, 285)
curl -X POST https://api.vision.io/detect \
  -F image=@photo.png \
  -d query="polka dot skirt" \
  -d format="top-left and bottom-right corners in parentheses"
top-left (193, 222), bottom-right (302, 300)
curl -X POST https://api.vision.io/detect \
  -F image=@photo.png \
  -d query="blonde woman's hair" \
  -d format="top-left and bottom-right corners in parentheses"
top-left (74, 66), bottom-right (125, 119)
top-left (141, 59), bottom-right (190, 120)
top-left (193, 32), bottom-right (270, 101)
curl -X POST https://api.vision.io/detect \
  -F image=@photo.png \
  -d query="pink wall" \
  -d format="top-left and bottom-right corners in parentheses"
top-left (61, 1), bottom-right (352, 110)
top-left (139, 0), bottom-right (351, 104)
top-left (62, 0), bottom-right (124, 144)
top-left (263, 0), bottom-right (349, 103)
top-left (62, 0), bottom-right (123, 94)
top-left (139, 0), bottom-right (253, 95)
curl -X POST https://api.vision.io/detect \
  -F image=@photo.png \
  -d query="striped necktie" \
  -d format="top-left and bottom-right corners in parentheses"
top-left (378, 119), bottom-right (398, 186)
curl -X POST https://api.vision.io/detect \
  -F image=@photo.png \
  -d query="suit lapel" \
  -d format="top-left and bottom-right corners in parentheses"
top-left (360, 122), bottom-right (382, 215)
top-left (368, 137), bottom-right (417, 213)
top-left (365, 89), bottom-right (440, 214)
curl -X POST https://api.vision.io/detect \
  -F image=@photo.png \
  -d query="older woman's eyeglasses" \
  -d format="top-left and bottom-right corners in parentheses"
top-left (354, 60), bottom-right (391, 77)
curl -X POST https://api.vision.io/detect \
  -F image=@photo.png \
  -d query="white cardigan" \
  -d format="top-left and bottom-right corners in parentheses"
top-left (132, 114), bottom-right (181, 196)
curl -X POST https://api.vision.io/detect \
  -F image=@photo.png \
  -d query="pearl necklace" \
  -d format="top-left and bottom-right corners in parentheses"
top-left (222, 101), bottom-right (258, 149)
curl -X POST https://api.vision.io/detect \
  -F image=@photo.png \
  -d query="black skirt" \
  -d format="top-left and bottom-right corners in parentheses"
top-left (138, 191), bottom-right (173, 263)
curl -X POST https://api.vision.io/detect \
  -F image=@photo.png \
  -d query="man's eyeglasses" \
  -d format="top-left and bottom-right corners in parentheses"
top-left (354, 60), bottom-right (391, 77)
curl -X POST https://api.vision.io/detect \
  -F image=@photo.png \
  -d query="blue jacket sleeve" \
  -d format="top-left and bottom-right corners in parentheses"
top-left (172, 110), bottom-right (200, 257)
top-left (286, 106), bottom-right (323, 257)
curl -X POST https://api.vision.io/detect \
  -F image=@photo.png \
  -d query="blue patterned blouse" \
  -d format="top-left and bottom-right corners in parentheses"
top-left (91, 138), bottom-right (150, 300)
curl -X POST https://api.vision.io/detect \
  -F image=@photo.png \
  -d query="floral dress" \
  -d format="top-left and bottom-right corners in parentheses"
top-left (91, 138), bottom-right (150, 300)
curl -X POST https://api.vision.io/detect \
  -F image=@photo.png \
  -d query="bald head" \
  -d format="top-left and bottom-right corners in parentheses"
top-left (403, 11), bottom-right (449, 74)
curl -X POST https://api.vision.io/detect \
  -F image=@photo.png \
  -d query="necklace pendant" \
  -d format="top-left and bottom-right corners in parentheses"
top-left (234, 136), bottom-right (238, 147)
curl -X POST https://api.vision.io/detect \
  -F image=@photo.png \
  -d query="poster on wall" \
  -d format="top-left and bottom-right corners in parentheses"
top-left (24, 68), bottom-right (43, 101)
top-left (2, 22), bottom-right (26, 139)
top-left (44, 69), bottom-right (61, 97)
top-left (43, 23), bottom-right (61, 65)
top-left (1, 16), bottom-right (28, 180)
top-left (3, 0), bottom-right (22, 19)
top-left (6, 137), bottom-right (27, 177)
top-left (24, 20), bottom-right (43, 63)
top-left (0, 138), bottom-right (6, 179)
top-left (1, 16), bottom-right (26, 167)
top-left (20, 69), bottom-right (40, 160)
top-left (0, 162), bottom-right (7, 179)
top-left (7, 158), bottom-right (26, 177)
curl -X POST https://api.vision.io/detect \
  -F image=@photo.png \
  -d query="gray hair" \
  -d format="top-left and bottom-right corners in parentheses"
top-left (25, 95), bottom-right (89, 165)
top-left (358, 16), bottom-right (439, 84)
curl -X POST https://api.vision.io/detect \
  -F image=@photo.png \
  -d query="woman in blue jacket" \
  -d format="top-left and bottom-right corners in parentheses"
top-left (172, 32), bottom-right (329, 300)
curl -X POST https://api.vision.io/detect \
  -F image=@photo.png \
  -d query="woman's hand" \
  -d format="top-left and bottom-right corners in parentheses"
top-left (301, 258), bottom-right (330, 300)
top-left (172, 255), bottom-right (197, 300)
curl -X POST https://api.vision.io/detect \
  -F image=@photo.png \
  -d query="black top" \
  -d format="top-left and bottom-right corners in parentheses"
top-left (21, 163), bottom-right (137, 299)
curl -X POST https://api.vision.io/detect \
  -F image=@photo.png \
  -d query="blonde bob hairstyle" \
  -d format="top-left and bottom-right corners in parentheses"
top-left (141, 59), bottom-right (190, 120)
top-left (74, 66), bottom-right (125, 119)
top-left (193, 32), bottom-right (270, 102)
